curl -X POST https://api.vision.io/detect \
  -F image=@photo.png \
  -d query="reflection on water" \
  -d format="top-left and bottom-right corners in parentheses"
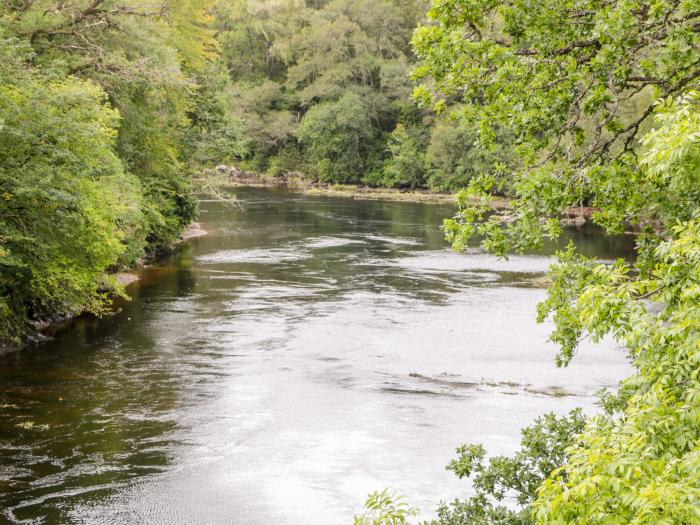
top-left (0, 187), bottom-right (634, 524)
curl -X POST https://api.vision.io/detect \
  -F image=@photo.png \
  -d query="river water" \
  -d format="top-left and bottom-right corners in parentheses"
top-left (0, 187), bottom-right (634, 524)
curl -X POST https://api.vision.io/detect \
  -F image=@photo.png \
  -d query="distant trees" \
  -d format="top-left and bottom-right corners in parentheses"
top-left (297, 93), bottom-right (380, 183)
top-left (381, 125), bottom-right (428, 189)
top-left (214, 0), bottom-right (500, 190)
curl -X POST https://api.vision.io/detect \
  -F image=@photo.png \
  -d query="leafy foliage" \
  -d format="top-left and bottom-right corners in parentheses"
top-left (414, 0), bottom-right (700, 251)
top-left (0, 38), bottom-right (137, 342)
top-left (0, 1), bottom-right (227, 344)
top-left (214, 0), bottom-right (501, 189)
top-left (354, 489), bottom-right (419, 525)
top-left (353, 411), bottom-right (586, 525)
top-left (414, 1), bottom-right (700, 523)
top-left (296, 92), bottom-right (380, 183)
top-left (426, 116), bottom-right (518, 192)
top-left (381, 124), bottom-right (428, 189)
top-left (430, 410), bottom-right (586, 525)
top-left (533, 183), bottom-right (700, 524)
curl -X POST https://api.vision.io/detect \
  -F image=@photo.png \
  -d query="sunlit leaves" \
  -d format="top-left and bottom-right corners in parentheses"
top-left (427, 410), bottom-right (586, 525)
top-left (0, 46), bottom-right (140, 341)
top-left (415, 1), bottom-right (700, 522)
top-left (0, 1), bottom-right (222, 343)
top-left (532, 107), bottom-right (700, 523)
top-left (354, 490), bottom-right (419, 525)
top-left (414, 0), bottom-right (700, 250)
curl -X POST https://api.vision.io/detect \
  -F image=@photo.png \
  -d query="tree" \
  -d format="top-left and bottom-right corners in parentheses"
top-left (413, 0), bottom-right (700, 251)
top-left (431, 410), bottom-right (586, 525)
top-left (382, 124), bottom-right (428, 189)
top-left (425, 115), bottom-right (517, 192)
top-left (2, 0), bottom-right (219, 250)
top-left (215, 0), bottom-right (431, 185)
top-left (413, 1), bottom-right (700, 523)
top-left (0, 37), bottom-right (140, 342)
top-left (296, 92), bottom-right (379, 182)
top-left (0, 0), bottom-right (222, 344)
top-left (532, 94), bottom-right (700, 525)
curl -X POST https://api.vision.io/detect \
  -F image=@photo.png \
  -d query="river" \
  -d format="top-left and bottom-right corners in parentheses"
top-left (0, 187), bottom-right (634, 524)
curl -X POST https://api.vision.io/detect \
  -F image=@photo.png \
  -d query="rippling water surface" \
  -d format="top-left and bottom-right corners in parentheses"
top-left (0, 187), bottom-right (634, 524)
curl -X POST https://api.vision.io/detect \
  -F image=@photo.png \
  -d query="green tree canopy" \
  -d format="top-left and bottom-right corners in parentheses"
top-left (413, 1), bottom-right (700, 523)
top-left (296, 92), bottom-right (379, 182)
top-left (214, 0), bottom-right (442, 186)
top-left (413, 0), bottom-right (700, 249)
top-left (0, 0), bottom-right (226, 344)
top-left (0, 37), bottom-right (140, 342)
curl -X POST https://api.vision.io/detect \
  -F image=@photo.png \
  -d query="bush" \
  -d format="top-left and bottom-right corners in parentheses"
top-left (426, 117), bottom-right (516, 192)
top-left (381, 125), bottom-right (427, 188)
top-left (0, 47), bottom-right (142, 341)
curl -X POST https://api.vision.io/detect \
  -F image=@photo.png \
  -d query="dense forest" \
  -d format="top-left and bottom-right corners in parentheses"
top-left (213, 0), bottom-right (511, 189)
top-left (0, 0), bottom-right (233, 345)
top-left (2, 0), bottom-right (700, 524)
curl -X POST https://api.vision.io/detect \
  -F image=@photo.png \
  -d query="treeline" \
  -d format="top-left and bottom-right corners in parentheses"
top-left (214, 0), bottom-right (511, 190)
top-left (0, 0), bottom-right (236, 345)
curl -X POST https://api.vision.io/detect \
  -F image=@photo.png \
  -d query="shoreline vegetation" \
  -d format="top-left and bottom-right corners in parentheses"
top-left (200, 167), bottom-right (602, 223)
top-left (208, 170), bottom-right (463, 205)
top-left (0, 1), bottom-right (220, 351)
top-left (114, 222), bottom-right (208, 289)
top-left (0, 223), bottom-right (207, 355)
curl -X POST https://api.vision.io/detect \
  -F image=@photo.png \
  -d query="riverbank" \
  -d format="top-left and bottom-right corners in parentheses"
top-left (0, 222), bottom-right (208, 354)
top-left (112, 222), bottom-right (209, 289)
top-left (212, 172), bottom-right (613, 233)
top-left (198, 169), bottom-right (603, 225)
top-left (304, 185), bottom-right (459, 204)
top-left (103, 222), bottom-right (209, 291)
top-left (199, 168), bottom-right (498, 206)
